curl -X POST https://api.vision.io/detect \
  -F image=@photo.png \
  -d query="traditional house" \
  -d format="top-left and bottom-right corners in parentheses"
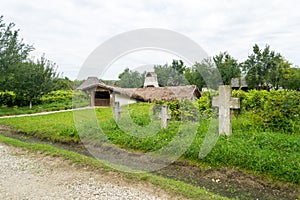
top-left (77, 72), bottom-right (201, 107)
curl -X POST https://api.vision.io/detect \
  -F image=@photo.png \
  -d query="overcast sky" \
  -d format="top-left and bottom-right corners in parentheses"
top-left (2, 0), bottom-right (300, 80)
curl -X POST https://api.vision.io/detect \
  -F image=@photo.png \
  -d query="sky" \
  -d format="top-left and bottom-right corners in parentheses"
top-left (1, 0), bottom-right (300, 80)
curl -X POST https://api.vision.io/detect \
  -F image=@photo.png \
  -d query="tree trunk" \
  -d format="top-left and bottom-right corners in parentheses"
top-left (29, 100), bottom-right (32, 109)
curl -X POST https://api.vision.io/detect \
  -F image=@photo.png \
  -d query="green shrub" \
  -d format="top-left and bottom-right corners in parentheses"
top-left (232, 89), bottom-right (300, 133)
top-left (197, 92), bottom-right (217, 119)
top-left (180, 100), bottom-right (199, 121)
top-left (153, 99), bottom-right (180, 120)
top-left (41, 90), bottom-right (89, 107)
top-left (153, 99), bottom-right (199, 121)
top-left (0, 91), bottom-right (16, 107)
top-left (41, 90), bottom-right (74, 103)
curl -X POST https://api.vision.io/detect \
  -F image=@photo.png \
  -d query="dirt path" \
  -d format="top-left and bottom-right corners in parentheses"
top-left (0, 143), bottom-right (183, 200)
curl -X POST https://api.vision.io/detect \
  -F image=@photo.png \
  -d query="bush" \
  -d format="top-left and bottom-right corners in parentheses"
top-left (197, 92), bottom-right (217, 119)
top-left (41, 90), bottom-right (89, 107)
top-left (153, 99), bottom-right (180, 120)
top-left (41, 90), bottom-right (74, 103)
top-left (153, 99), bottom-right (199, 121)
top-left (233, 89), bottom-right (300, 133)
top-left (0, 91), bottom-right (16, 107)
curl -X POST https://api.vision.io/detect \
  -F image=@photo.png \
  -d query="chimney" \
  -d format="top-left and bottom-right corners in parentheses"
top-left (143, 72), bottom-right (159, 88)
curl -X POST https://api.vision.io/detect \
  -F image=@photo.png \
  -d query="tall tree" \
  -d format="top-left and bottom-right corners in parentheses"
top-left (185, 67), bottom-right (203, 89)
top-left (0, 16), bottom-right (60, 108)
top-left (213, 52), bottom-right (241, 85)
top-left (186, 58), bottom-right (220, 90)
top-left (11, 57), bottom-right (58, 108)
top-left (0, 16), bottom-right (33, 89)
top-left (194, 58), bottom-right (222, 89)
top-left (52, 77), bottom-right (73, 90)
top-left (116, 68), bottom-right (145, 88)
top-left (280, 67), bottom-right (300, 90)
top-left (154, 59), bottom-right (188, 86)
top-left (171, 60), bottom-right (186, 74)
top-left (242, 44), bottom-right (290, 90)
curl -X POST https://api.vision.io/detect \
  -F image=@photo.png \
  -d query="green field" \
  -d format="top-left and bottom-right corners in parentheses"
top-left (0, 103), bottom-right (299, 185)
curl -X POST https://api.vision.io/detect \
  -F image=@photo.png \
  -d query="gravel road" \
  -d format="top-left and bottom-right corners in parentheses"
top-left (0, 143), bottom-right (181, 200)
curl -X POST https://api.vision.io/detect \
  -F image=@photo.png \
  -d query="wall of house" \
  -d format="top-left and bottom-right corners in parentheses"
top-left (114, 93), bottom-right (137, 106)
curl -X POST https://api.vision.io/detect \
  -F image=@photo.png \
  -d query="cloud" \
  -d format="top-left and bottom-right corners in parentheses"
top-left (1, 0), bottom-right (300, 79)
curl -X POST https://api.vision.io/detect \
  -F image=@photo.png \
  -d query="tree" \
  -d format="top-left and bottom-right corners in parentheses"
top-left (281, 67), bottom-right (300, 90)
top-left (154, 60), bottom-right (188, 86)
top-left (73, 79), bottom-right (85, 89)
top-left (213, 52), bottom-right (241, 85)
top-left (116, 68), bottom-right (145, 88)
top-left (10, 57), bottom-right (58, 108)
top-left (242, 44), bottom-right (290, 90)
top-left (184, 67), bottom-right (203, 89)
top-left (192, 58), bottom-right (221, 90)
top-left (171, 60), bottom-right (186, 74)
top-left (0, 16), bottom-right (60, 108)
top-left (0, 16), bottom-right (33, 89)
top-left (184, 58), bottom-right (222, 90)
top-left (52, 77), bottom-right (73, 90)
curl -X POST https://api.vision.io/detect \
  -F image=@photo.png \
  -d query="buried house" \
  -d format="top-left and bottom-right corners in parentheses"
top-left (77, 72), bottom-right (201, 107)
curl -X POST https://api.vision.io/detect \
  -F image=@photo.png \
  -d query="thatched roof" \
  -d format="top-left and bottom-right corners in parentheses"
top-left (114, 86), bottom-right (200, 102)
top-left (76, 77), bottom-right (100, 90)
top-left (123, 86), bottom-right (200, 102)
top-left (77, 77), bottom-right (201, 102)
top-left (76, 77), bottom-right (115, 91)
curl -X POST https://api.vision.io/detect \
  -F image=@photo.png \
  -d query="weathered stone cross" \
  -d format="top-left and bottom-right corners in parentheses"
top-left (159, 105), bottom-right (171, 129)
top-left (113, 101), bottom-right (122, 120)
top-left (212, 85), bottom-right (240, 136)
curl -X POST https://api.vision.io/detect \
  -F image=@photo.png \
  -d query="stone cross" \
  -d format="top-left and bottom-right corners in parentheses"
top-left (113, 101), bottom-right (122, 120)
top-left (158, 105), bottom-right (171, 129)
top-left (212, 85), bottom-right (240, 136)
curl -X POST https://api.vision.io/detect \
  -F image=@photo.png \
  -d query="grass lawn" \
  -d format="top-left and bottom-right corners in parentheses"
top-left (0, 103), bottom-right (299, 184)
top-left (0, 102), bottom-right (73, 116)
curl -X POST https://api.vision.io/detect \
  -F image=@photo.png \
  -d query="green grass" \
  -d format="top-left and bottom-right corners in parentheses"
top-left (0, 102), bottom-right (73, 116)
top-left (0, 100), bottom-right (88, 117)
top-left (0, 134), bottom-right (229, 200)
top-left (0, 111), bottom-right (78, 143)
top-left (0, 103), bottom-right (299, 184)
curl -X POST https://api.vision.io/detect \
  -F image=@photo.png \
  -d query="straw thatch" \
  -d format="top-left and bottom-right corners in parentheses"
top-left (76, 77), bottom-right (115, 91)
top-left (77, 77), bottom-right (201, 102)
top-left (118, 86), bottom-right (200, 102)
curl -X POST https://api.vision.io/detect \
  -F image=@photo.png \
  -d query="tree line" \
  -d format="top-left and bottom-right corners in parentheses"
top-left (1, 15), bottom-right (299, 108)
top-left (116, 47), bottom-right (300, 91)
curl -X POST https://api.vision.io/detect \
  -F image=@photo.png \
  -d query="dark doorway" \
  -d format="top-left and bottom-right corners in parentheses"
top-left (95, 91), bottom-right (110, 106)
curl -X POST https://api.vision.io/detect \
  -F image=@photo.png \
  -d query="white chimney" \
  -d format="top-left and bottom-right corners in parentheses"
top-left (143, 72), bottom-right (159, 88)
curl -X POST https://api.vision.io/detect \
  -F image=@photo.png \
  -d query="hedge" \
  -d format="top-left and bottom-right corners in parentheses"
top-left (232, 89), bottom-right (300, 133)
